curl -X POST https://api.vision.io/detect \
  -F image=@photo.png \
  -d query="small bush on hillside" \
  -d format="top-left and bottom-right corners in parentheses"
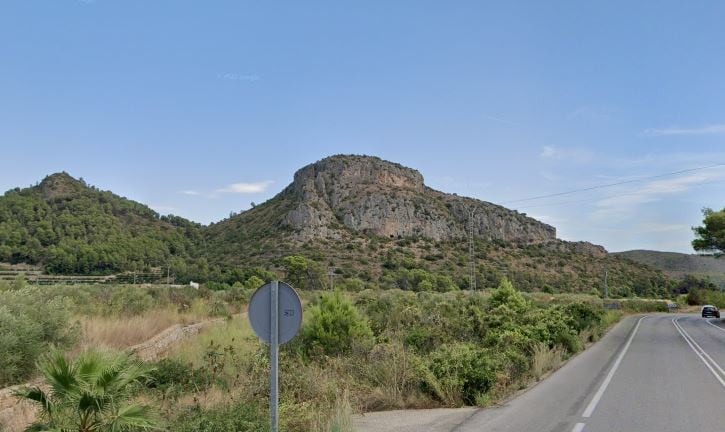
top-left (619, 299), bottom-right (669, 313)
top-left (0, 287), bottom-right (77, 386)
top-left (426, 343), bottom-right (499, 406)
top-left (688, 289), bottom-right (725, 308)
top-left (301, 290), bottom-right (374, 357)
top-left (172, 400), bottom-right (268, 432)
top-left (147, 358), bottom-right (214, 395)
top-left (109, 286), bottom-right (154, 316)
top-left (563, 302), bottom-right (604, 333)
top-left (490, 278), bottom-right (528, 312)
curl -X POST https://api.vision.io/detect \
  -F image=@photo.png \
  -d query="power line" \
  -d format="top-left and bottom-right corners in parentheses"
top-left (501, 162), bottom-right (725, 204)
top-left (516, 178), bottom-right (725, 211)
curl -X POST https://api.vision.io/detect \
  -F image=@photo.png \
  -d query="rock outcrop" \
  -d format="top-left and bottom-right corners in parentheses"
top-left (281, 155), bottom-right (556, 243)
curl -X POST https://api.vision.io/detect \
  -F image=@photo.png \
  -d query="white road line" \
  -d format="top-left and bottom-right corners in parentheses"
top-left (706, 319), bottom-right (725, 334)
top-left (581, 316), bottom-right (647, 418)
top-left (675, 318), bottom-right (725, 378)
top-left (572, 422), bottom-right (586, 432)
top-left (672, 318), bottom-right (725, 389)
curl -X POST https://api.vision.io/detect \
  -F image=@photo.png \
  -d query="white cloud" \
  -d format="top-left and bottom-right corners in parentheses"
top-left (526, 213), bottom-right (567, 226)
top-left (567, 105), bottom-right (616, 121)
top-left (482, 114), bottom-right (520, 126)
top-left (540, 145), bottom-right (594, 162)
top-left (181, 190), bottom-right (201, 196)
top-left (540, 146), bottom-right (557, 158)
top-left (216, 180), bottom-right (274, 194)
top-left (592, 170), bottom-right (725, 221)
top-left (637, 222), bottom-right (690, 233)
top-left (643, 124), bottom-right (725, 136)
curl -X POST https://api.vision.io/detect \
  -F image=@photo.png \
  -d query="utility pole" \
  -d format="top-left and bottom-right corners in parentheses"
top-left (604, 268), bottom-right (609, 299)
top-left (167, 265), bottom-right (170, 285)
top-left (468, 206), bottom-right (476, 291)
top-left (327, 269), bottom-right (338, 290)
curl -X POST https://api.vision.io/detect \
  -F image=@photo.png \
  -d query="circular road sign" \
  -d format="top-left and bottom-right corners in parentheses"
top-left (248, 281), bottom-right (303, 345)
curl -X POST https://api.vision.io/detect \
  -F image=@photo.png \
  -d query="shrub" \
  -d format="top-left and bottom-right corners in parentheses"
top-left (301, 290), bottom-right (374, 357)
top-left (15, 349), bottom-right (160, 432)
top-left (426, 343), bottom-right (499, 405)
top-left (619, 299), bottom-right (669, 313)
top-left (147, 358), bottom-right (214, 394)
top-left (171, 401), bottom-right (268, 432)
top-left (109, 286), bottom-right (154, 316)
top-left (0, 287), bottom-right (77, 386)
top-left (340, 277), bottom-right (365, 292)
top-left (563, 302), bottom-right (603, 333)
top-left (490, 278), bottom-right (528, 312)
top-left (688, 289), bottom-right (725, 308)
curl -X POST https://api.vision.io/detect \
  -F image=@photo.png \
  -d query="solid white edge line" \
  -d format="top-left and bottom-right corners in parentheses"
top-left (675, 318), bottom-right (725, 378)
top-left (581, 316), bottom-right (647, 418)
top-left (706, 318), bottom-right (725, 334)
top-left (672, 318), bottom-right (725, 389)
top-left (572, 422), bottom-right (586, 432)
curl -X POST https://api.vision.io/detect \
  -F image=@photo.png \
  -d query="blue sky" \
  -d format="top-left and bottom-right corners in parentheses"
top-left (2, 1), bottom-right (725, 253)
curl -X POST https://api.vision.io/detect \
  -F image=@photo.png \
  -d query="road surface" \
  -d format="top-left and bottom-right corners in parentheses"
top-left (355, 314), bottom-right (725, 432)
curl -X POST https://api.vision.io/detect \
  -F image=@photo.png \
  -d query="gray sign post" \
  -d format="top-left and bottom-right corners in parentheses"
top-left (248, 281), bottom-right (302, 432)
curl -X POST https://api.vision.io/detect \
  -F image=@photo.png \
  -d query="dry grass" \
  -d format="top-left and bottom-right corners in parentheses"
top-left (531, 342), bottom-right (565, 381)
top-left (0, 397), bottom-right (38, 432)
top-left (312, 390), bottom-right (355, 432)
top-left (75, 309), bottom-right (195, 352)
top-left (166, 315), bottom-right (256, 366)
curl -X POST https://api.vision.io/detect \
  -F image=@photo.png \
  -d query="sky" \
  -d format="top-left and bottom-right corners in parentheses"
top-left (1, 0), bottom-right (725, 253)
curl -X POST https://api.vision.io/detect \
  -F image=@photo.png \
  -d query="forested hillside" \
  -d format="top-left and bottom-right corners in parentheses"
top-left (0, 173), bottom-right (202, 274)
top-left (204, 156), bottom-right (672, 297)
top-left (0, 158), bottom-right (675, 297)
top-left (615, 249), bottom-right (725, 288)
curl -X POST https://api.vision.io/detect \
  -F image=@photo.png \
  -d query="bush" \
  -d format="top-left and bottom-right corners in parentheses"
top-left (490, 278), bottom-right (528, 312)
top-left (0, 287), bottom-right (77, 386)
top-left (619, 299), bottom-right (669, 313)
top-left (170, 401), bottom-right (268, 432)
top-left (426, 343), bottom-right (499, 405)
top-left (147, 358), bottom-right (214, 395)
top-left (109, 286), bottom-right (154, 316)
top-left (563, 302), bottom-right (603, 333)
top-left (688, 289), bottom-right (725, 308)
top-left (301, 290), bottom-right (374, 357)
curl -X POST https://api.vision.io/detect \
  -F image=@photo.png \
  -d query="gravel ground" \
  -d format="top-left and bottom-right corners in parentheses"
top-left (352, 407), bottom-right (478, 432)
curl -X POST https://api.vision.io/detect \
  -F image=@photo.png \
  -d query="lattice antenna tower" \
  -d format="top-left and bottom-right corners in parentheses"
top-left (468, 207), bottom-right (476, 290)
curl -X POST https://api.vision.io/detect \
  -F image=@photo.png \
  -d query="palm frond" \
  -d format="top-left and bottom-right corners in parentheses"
top-left (107, 404), bottom-right (162, 432)
top-left (14, 386), bottom-right (54, 414)
top-left (38, 350), bottom-right (78, 399)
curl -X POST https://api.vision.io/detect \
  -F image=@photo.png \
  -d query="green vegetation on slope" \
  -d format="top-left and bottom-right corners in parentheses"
top-left (153, 281), bottom-right (620, 430)
top-left (0, 173), bottom-right (202, 275)
top-left (616, 249), bottom-right (725, 288)
top-left (0, 171), bottom-right (673, 297)
top-left (5, 277), bottom-right (627, 431)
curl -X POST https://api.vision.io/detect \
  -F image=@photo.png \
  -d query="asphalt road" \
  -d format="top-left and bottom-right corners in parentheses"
top-left (456, 314), bottom-right (725, 432)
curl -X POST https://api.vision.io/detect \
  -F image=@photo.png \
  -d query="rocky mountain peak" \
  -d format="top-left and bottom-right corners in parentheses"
top-left (38, 172), bottom-right (85, 199)
top-left (291, 155), bottom-right (424, 196)
top-left (281, 155), bottom-right (556, 243)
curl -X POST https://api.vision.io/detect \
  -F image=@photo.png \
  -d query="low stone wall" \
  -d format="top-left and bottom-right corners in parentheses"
top-left (127, 318), bottom-right (225, 361)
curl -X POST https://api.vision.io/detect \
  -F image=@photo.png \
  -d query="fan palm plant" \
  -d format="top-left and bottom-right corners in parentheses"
top-left (14, 349), bottom-right (161, 432)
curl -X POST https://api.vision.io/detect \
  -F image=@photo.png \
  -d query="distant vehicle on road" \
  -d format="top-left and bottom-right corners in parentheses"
top-left (701, 305), bottom-right (720, 318)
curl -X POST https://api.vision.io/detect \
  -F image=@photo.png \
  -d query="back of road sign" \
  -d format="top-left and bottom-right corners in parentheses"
top-left (248, 281), bottom-right (303, 344)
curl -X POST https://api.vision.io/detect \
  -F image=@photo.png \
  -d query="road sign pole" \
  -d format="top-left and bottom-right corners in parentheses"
top-left (248, 280), bottom-right (302, 432)
top-left (270, 280), bottom-right (279, 432)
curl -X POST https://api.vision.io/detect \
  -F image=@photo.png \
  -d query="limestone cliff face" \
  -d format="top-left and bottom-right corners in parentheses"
top-left (281, 155), bottom-right (556, 243)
